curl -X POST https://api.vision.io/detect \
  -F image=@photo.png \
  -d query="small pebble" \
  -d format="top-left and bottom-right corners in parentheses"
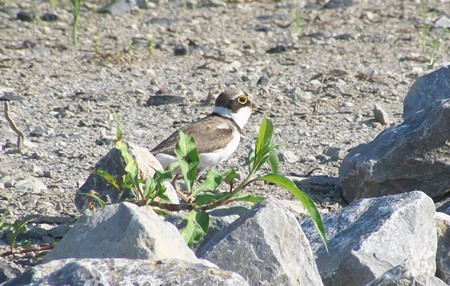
top-left (14, 177), bottom-right (47, 194)
top-left (16, 11), bottom-right (34, 22)
top-left (278, 150), bottom-right (299, 164)
top-left (323, 147), bottom-right (346, 161)
top-left (174, 45), bottom-right (188, 56)
top-left (41, 13), bottom-right (58, 22)
top-left (373, 104), bottom-right (390, 125)
top-left (30, 126), bottom-right (47, 137)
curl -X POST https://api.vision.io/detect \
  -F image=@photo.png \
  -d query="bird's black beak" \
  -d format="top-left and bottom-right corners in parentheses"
top-left (251, 102), bottom-right (263, 114)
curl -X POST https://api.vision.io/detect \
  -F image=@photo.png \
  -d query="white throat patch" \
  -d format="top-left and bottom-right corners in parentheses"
top-left (213, 106), bottom-right (252, 130)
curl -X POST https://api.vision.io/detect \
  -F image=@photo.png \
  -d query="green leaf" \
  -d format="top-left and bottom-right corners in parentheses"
top-left (256, 173), bottom-right (328, 251)
top-left (81, 192), bottom-right (107, 208)
top-left (166, 161), bottom-right (180, 173)
top-left (115, 140), bottom-right (138, 179)
top-left (182, 210), bottom-right (209, 247)
top-left (92, 170), bottom-right (120, 189)
top-left (249, 118), bottom-right (275, 172)
top-left (175, 131), bottom-right (199, 194)
top-left (268, 149), bottom-right (279, 174)
top-left (222, 168), bottom-right (237, 184)
top-left (191, 170), bottom-right (223, 198)
top-left (193, 192), bottom-right (229, 206)
top-left (154, 170), bottom-right (173, 181)
top-left (113, 111), bottom-right (123, 141)
top-left (143, 177), bottom-right (156, 198)
top-left (228, 193), bottom-right (265, 204)
top-left (256, 118), bottom-right (273, 155)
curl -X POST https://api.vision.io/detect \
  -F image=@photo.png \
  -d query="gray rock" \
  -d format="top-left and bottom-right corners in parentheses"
top-left (339, 98), bottom-right (450, 203)
top-left (165, 206), bottom-right (250, 252)
top-left (0, 257), bottom-right (23, 284)
top-left (323, 146), bottom-right (346, 161)
top-left (30, 126), bottom-right (47, 137)
top-left (14, 177), bottom-right (47, 194)
top-left (74, 142), bottom-right (178, 211)
top-left (43, 203), bottom-right (197, 263)
top-left (198, 197), bottom-right (323, 286)
top-left (4, 258), bottom-right (248, 286)
top-left (435, 16), bottom-right (450, 29)
top-left (435, 212), bottom-right (450, 284)
top-left (366, 260), bottom-right (447, 286)
top-left (437, 198), bottom-right (450, 214)
top-left (323, 0), bottom-right (353, 9)
top-left (301, 191), bottom-right (436, 286)
top-left (278, 150), bottom-right (299, 164)
top-left (403, 65), bottom-right (450, 121)
top-left (373, 104), bottom-right (389, 125)
top-left (16, 11), bottom-right (35, 22)
top-left (136, 0), bottom-right (158, 9)
top-left (98, 0), bottom-right (132, 15)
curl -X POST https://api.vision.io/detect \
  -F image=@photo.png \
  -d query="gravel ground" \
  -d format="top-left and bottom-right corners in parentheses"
top-left (0, 0), bottom-right (449, 266)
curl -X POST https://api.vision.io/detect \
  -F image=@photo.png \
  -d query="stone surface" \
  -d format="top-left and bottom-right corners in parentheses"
top-left (165, 205), bottom-right (250, 252)
top-left (403, 65), bottom-right (450, 120)
top-left (2, 0), bottom-right (449, 276)
top-left (74, 142), bottom-right (178, 211)
top-left (366, 260), bottom-right (447, 286)
top-left (43, 203), bottom-right (197, 263)
top-left (278, 150), bottom-right (299, 164)
top-left (339, 98), bottom-right (450, 203)
top-left (0, 257), bottom-right (23, 284)
top-left (198, 197), bottom-right (323, 286)
top-left (300, 191), bottom-right (436, 286)
top-left (373, 104), bottom-right (389, 125)
top-left (435, 212), bottom-right (450, 284)
top-left (4, 258), bottom-right (248, 286)
top-left (98, 0), bottom-right (132, 15)
top-left (14, 177), bottom-right (47, 194)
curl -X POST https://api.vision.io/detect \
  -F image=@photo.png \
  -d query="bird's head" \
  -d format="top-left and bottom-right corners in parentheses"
top-left (213, 89), bottom-right (256, 129)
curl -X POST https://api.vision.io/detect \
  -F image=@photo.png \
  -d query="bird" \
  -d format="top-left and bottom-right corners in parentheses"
top-left (151, 89), bottom-right (255, 173)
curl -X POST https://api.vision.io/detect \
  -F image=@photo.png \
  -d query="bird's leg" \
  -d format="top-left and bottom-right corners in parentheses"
top-left (171, 174), bottom-right (189, 203)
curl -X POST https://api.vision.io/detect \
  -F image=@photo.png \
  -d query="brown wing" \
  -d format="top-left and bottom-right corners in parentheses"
top-left (151, 116), bottom-right (235, 156)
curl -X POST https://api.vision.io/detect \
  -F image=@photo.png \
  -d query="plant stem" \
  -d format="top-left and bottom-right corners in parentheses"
top-left (72, 0), bottom-right (80, 45)
top-left (2, 244), bottom-right (54, 257)
top-left (4, 101), bottom-right (24, 149)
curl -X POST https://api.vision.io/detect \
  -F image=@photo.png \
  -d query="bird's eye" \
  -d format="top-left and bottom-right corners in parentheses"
top-left (237, 95), bottom-right (248, 105)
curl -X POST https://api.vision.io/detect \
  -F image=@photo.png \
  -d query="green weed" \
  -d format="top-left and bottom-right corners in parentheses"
top-left (71, 0), bottom-right (81, 45)
top-left (294, 2), bottom-right (303, 36)
top-left (93, 116), bottom-right (328, 250)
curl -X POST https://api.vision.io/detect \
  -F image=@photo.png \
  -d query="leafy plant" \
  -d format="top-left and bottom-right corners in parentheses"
top-left (416, 0), bottom-right (448, 67)
top-left (419, 0), bottom-right (432, 53)
top-left (93, 117), bottom-right (327, 250)
top-left (294, 1), bottom-right (303, 36)
top-left (48, 0), bottom-right (58, 11)
top-left (71, 0), bottom-right (81, 45)
top-left (1, 213), bottom-right (38, 254)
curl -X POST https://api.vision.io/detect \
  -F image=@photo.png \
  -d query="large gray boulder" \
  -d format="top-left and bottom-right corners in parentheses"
top-left (197, 197), bottom-right (323, 286)
top-left (436, 212), bottom-right (450, 284)
top-left (43, 202), bottom-right (197, 263)
top-left (165, 205), bottom-right (250, 252)
top-left (4, 258), bottom-right (248, 286)
top-left (366, 260), bottom-right (447, 286)
top-left (74, 142), bottom-right (178, 211)
top-left (403, 65), bottom-right (450, 120)
top-left (301, 191), bottom-right (437, 286)
top-left (339, 98), bottom-right (450, 202)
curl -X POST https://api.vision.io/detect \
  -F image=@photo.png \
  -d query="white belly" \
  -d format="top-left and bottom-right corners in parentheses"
top-left (198, 131), bottom-right (240, 172)
top-left (154, 131), bottom-right (241, 173)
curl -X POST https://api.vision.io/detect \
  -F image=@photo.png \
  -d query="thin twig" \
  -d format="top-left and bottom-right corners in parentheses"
top-left (4, 101), bottom-right (24, 149)
top-left (1, 244), bottom-right (54, 257)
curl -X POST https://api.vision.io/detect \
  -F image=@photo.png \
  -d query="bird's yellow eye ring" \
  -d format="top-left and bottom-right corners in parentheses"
top-left (237, 95), bottom-right (248, 105)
